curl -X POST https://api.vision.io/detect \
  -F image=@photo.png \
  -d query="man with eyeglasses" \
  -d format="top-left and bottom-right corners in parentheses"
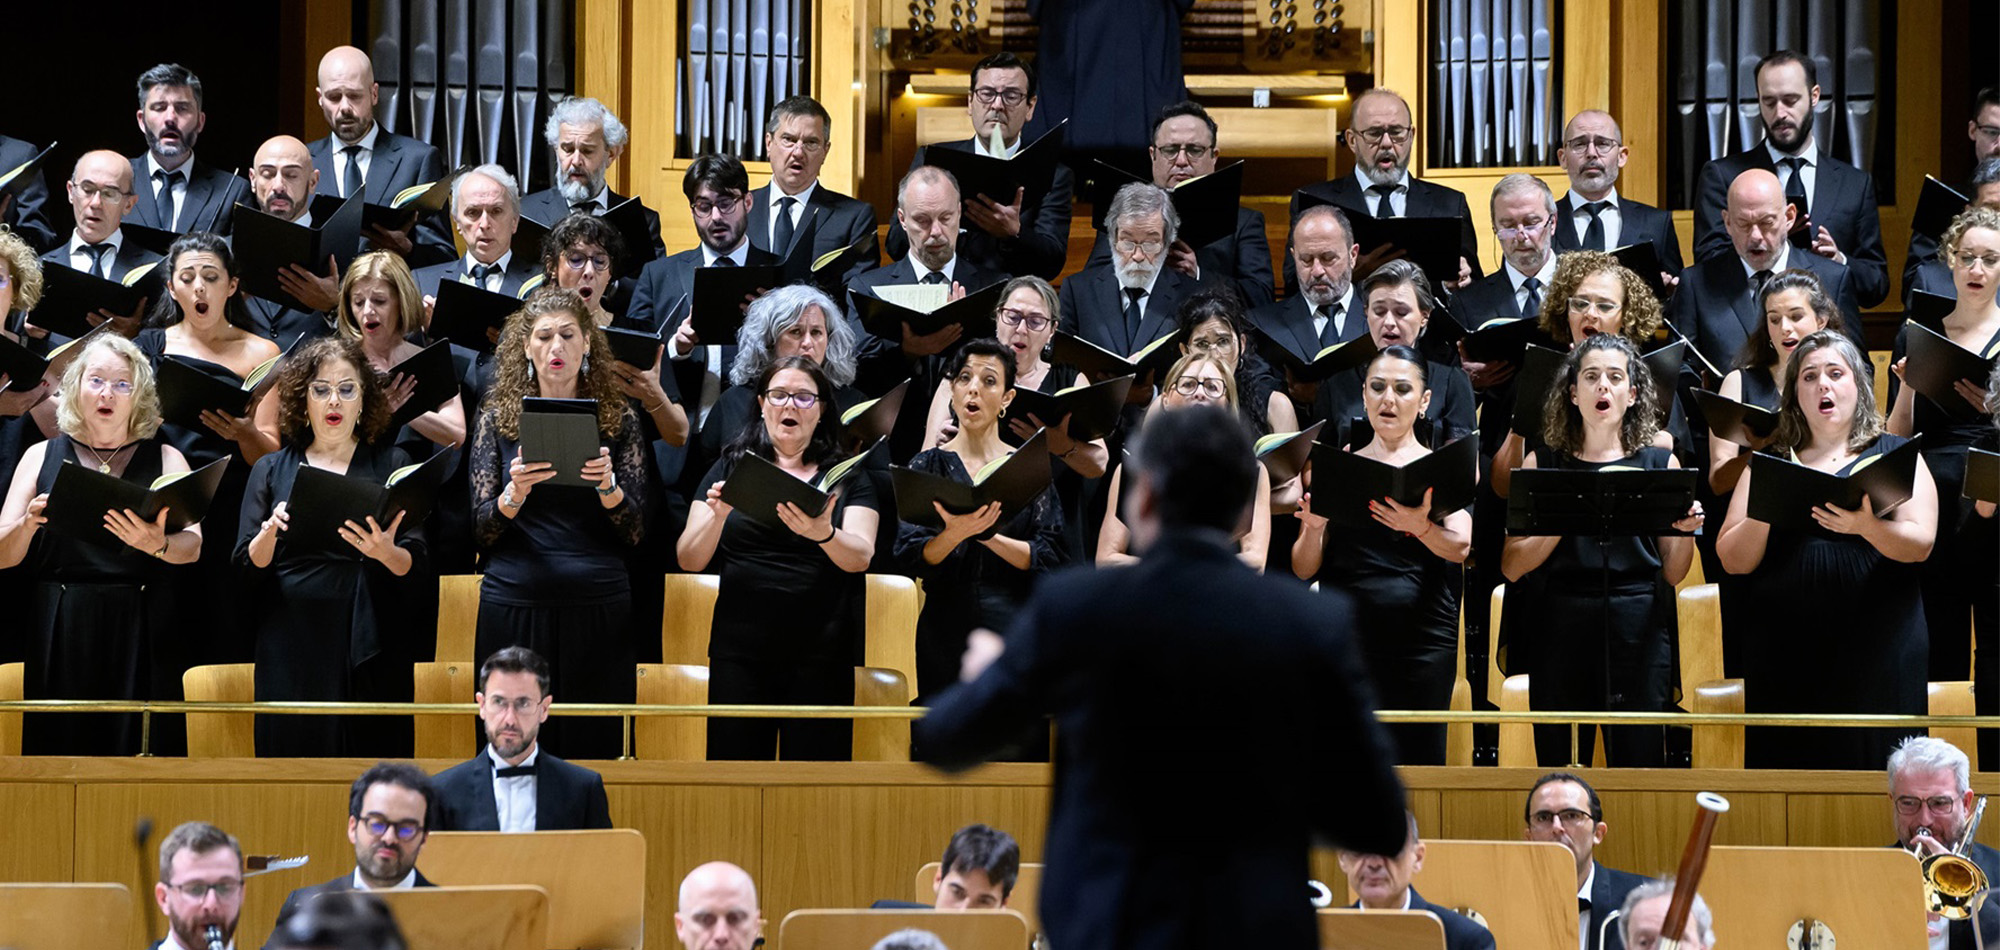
top-left (520, 96), bottom-right (666, 266)
top-left (1885, 736), bottom-right (2000, 950)
top-left (412, 164), bottom-right (538, 299)
top-left (889, 51), bottom-right (1074, 282)
top-left (427, 646), bottom-right (612, 832)
top-left (1059, 182), bottom-right (1200, 367)
top-left (150, 821), bottom-right (246, 950)
top-left (241, 135), bottom-right (345, 345)
top-left (264, 762), bottom-right (438, 946)
top-left (1287, 88), bottom-right (1482, 293)
top-left (749, 96), bottom-right (879, 286)
top-left (1552, 111), bottom-right (1683, 288)
top-left (1522, 772), bottom-right (1646, 950)
top-left (1450, 173), bottom-right (1563, 386)
top-left (127, 63), bottom-right (250, 238)
top-left (1083, 100), bottom-right (1276, 309)
top-left (20, 150), bottom-right (163, 347)
top-left (307, 46), bottom-right (453, 267)
top-left (1692, 50), bottom-right (1888, 308)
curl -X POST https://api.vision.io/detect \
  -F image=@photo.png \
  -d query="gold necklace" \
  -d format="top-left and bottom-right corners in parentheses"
top-left (76, 440), bottom-right (134, 474)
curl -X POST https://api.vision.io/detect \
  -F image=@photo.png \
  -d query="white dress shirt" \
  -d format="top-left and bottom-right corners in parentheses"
top-left (352, 867), bottom-right (419, 890)
top-left (333, 124), bottom-right (382, 198)
top-left (459, 250), bottom-right (515, 292)
top-left (1766, 137), bottom-right (1820, 207)
top-left (766, 180), bottom-right (817, 249)
top-left (902, 252), bottom-right (959, 286)
top-left (1567, 187), bottom-right (1625, 250)
top-left (146, 153), bottom-right (193, 232)
top-left (1577, 863), bottom-right (1595, 950)
top-left (1505, 255), bottom-right (1559, 317)
top-left (488, 743), bottom-right (539, 833)
top-left (1351, 167), bottom-right (1412, 218)
top-left (67, 230), bottom-right (125, 275)
top-left (1311, 285), bottom-right (1358, 342)
top-left (1743, 243), bottom-right (1793, 282)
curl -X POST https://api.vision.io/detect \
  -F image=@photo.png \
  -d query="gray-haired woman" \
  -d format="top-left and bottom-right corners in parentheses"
top-left (696, 283), bottom-right (865, 464)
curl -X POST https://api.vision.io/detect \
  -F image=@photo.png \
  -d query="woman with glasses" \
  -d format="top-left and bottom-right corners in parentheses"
top-left (1096, 351), bottom-right (1271, 568)
top-left (541, 213), bottom-right (688, 450)
top-left (677, 355), bottom-right (880, 760)
top-left (1313, 261), bottom-right (1476, 448)
top-left (469, 288), bottom-right (654, 759)
top-left (1174, 288), bottom-right (1294, 436)
top-left (1501, 333), bottom-right (1703, 767)
top-left (237, 337), bottom-right (422, 757)
top-left (1292, 345), bottom-right (1473, 764)
top-left (0, 334), bottom-right (199, 755)
top-left (1721, 331), bottom-right (1937, 769)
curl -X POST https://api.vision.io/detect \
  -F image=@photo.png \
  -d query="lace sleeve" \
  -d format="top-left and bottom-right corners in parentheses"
top-left (468, 409), bottom-right (509, 550)
top-left (603, 408), bottom-right (652, 546)
top-left (1025, 486), bottom-right (1067, 572)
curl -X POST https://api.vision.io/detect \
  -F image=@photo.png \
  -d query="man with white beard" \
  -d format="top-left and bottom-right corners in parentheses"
top-left (519, 96), bottom-right (667, 265)
top-left (1057, 183), bottom-right (1201, 367)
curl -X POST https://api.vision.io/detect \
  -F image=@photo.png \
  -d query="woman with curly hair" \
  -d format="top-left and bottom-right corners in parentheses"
top-left (1500, 333), bottom-right (1703, 767)
top-left (469, 287), bottom-right (653, 758)
top-left (0, 226), bottom-right (54, 484)
top-left (237, 337), bottom-right (421, 757)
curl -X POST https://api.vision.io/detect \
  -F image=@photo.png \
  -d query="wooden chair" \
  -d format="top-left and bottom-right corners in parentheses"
top-left (1930, 680), bottom-right (1978, 765)
top-left (418, 830), bottom-right (645, 950)
top-left (435, 574), bottom-right (483, 661)
top-left (1485, 585), bottom-right (1506, 707)
top-left (1497, 674), bottom-right (1535, 768)
top-left (1691, 678), bottom-right (1746, 769)
top-left (413, 661), bottom-right (478, 760)
top-left (183, 663), bottom-right (255, 758)
top-left (634, 663), bottom-right (709, 761)
top-left (913, 863), bottom-right (1043, 934)
top-left (1406, 841), bottom-right (1577, 950)
top-left (1447, 604), bottom-right (1473, 766)
top-left (1317, 908), bottom-right (1448, 949)
top-left (853, 667), bottom-right (912, 762)
top-left (1677, 584), bottom-right (1724, 711)
top-left (369, 885), bottom-right (549, 950)
top-left (661, 574), bottom-right (720, 664)
top-left (780, 908), bottom-right (1032, 950)
top-left (865, 574), bottom-right (924, 692)
top-left (0, 661), bottom-right (22, 756)
top-left (0, 882), bottom-right (133, 947)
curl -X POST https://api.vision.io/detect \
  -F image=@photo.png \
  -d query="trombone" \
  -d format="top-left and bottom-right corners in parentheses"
top-left (1920, 795), bottom-right (1989, 921)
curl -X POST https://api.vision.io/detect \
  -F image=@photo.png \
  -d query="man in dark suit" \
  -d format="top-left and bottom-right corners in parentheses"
top-left (1523, 772), bottom-right (1647, 950)
top-left (915, 407), bottom-right (1408, 950)
top-left (265, 762), bottom-right (438, 946)
top-left (428, 646), bottom-right (613, 832)
top-left (1084, 101), bottom-right (1275, 308)
top-left (1449, 173), bottom-right (1563, 386)
top-left (308, 46), bottom-right (452, 266)
top-left (148, 821), bottom-right (245, 950)
top-left (0, 134), bottom-right (59, 253)
top-left (888, 52), bottom-right (1074, 281)
top-left (242, 135), bottom-right (341, 344)
top-left (1618, 882), bottom-right (1713, 950)
top-left (411, 164), bottom-right (540, 298)
top-left (1888, 737), bottom-right (2000, 950)
top-left (519, 96), bottom-right (666, 266)
top-left (1058, 182), bottom-right (1201, 360)
top-left (22, 150), bottom-right (164, 346)
top-left (1341, 813), bottom-right (1496, 950)
top-left (1670, 168), bottom-right (1863, 375)
top-left (1553, 110), bottom-right (1684, 287)
top-left (1249, 204), bottom-right (1360, 425)
top-left (128, 64), bottom-right (249, 237)
top-left (1692, 50), bottom-right (1888, 307)
top-left (751, 95), bottom-right (879, 285)
top-left (1288, 88), bottom-right (1481, 291)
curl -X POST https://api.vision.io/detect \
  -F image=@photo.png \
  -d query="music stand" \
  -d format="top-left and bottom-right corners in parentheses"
top-left (416, 830), bottom-right (644, 949)
top-left (1508, 468), bottom-right (1698, 764)
top-left (1703, 846), bottom-right (1927, 950)
top-left (1317, 908), bottom-right (1447, 949)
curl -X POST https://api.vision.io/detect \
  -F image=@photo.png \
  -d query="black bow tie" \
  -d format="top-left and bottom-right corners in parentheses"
top-left (1578, 897), bottom-right (1591, 912)
top-left (494, 764), bottom-right (536, 778)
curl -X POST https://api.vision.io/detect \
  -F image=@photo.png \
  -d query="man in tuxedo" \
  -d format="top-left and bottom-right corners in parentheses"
top-left (128, 64), bottom-right (248, 237)
top-left (1554, 110), bottom-right (1683, 287)
top-left (675, 862), bottom-right (763, 950)
top-left (1340, 813), bottom-right (1496, 950)
top-left (752, 95), bottom-right (879, 284)
top-left (412, 164), bottom-right (539, 298)
top-left (266, 763), bottom-right (437, 944)
top-left (1084, 101), bottom-right (1275, 308)
top-left (1288, 87), bottom-right (1481, 291)
top-left (243, 135), bottom-right (341, 344)
top-left (1671, 168), bottom-right (1862, 375)
top-left (1249, 204), bottom-right (1360, 423)
top-left (1058, 182), bottom-right (1201, 361)
top-left (1619, 881), bottom-right (1713, 950)
top-left (1523, 772), bottom-right (1647, 950)
top-left (519, 96), bottom-right (666, 265)
top-left (1451, 173), bottom-right (1562, 386)
top-left (1888, 737), bottom-right (2000, 949)
top-left (1692, 50), bottom-right (1888, 307)
top-left (0, 134), bottom-right (58, 253)
top-left (21, 150), bottom-right (165, 346)
top-left (149, 821), bottom-right (245, 950)
top-left (888, 52), bottom-right (1073, 281)
top-left (427, 646), bottom-right (613, 832)
top-left (308, 46), bottom-right (453, 266)
top-left (915, 406), bottom-right (1408, 950)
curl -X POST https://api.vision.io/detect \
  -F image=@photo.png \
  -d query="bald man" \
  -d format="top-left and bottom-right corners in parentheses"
top-left (244, 135), bottom-right (342, 342)
top-left (674, 862), bottom-right (763, 950)
top-left (18, 150), bottom-right (164, 345)
top-left (309, 46), bottom-right (453, 265)
top-left (1552, 110), bottom-right (1683, 282)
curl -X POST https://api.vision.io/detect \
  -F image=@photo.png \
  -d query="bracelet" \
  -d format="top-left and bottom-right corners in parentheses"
top-left (597, 476), bottom-right (620, 497)
top-left (500, 484), bottom-right (520, 510)
top-left (1058, 446), bottom-right (1079, 459)
top-left (810, 527), bottom-right (837, 544)
top-left (642, 399), bottom-right (665, 413)
top-left (1418, 521), bottom-right (1436, 539)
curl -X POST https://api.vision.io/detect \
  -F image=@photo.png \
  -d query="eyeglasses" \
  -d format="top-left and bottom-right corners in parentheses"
top-left (1895, 795), bottom-right (1961, 816)
top-left (1567, 297), bottom-right (1622, 316)
top-left (690, 194), bottom-right (743, 217)
top-left (73, 181), bottom-right (129, 203)
top-left (361, 815), bottom-right (425, 841)
top-left (1155, 143), bottom-right (1213, 160)
top-left (996, 308), bottom-right (1050, 332)
top-left (971, 87), bottom-right (1028, 107)
top-left (165, 879), bottom-right (242, 902)
top-left (763, 388), bottom-right (820, 408)
top-left (84, 376), bottom-right (135, 396)
top-left (1976, 125), bottom-right (2000, 141)
top-left (1563, 136), bottom-right (1623, 154)
top-left (1170, 376), bottom-right (1226, 398)
top-left (1956, 253), bottom-right (2000, 271)
top-left (773, 132), bottom-right (827, 154)
top-left (482, 695), bottom-right (542, 715)
top-left (1528, 808), bottom-right (1597, 827)
top-left (1114, 239), bottom-right (1166, 258)
top-left (1188, 335), bottom-right (1237, 353)
top-left (1495, 218), bottom-right (1550, 241)
top-left (563, 252), bottom-right (612, 273)
top-left (1353, 125), bottom-right (1413, 144)
top-left (309, 381), bottom-right (361, 402)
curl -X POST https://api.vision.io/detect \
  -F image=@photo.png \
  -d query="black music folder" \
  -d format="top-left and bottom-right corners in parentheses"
top-left (1902, 320), bottom-right (2000, 420)
top-left (921, 121), bottom-right (1067, 205)
top-left (42, 456), bottom-right (229, 537)
top-left (1005, 375), bottom-right (1134, 445)
top-left (518, 397), bottom-right (603, 489)
top-left (718, 439), bottom-right (886, 529)
top-left (892, 430), bottom-right (1053, 529)
top-left (283, 444), bottom-right (454, 553)
top-left (1694, 389), bottom-right (1781, 448)
top-left (384, 341), bottom-right (459, 431)
top-left (853, 280), bottom-right (1007, 341)
top-left (1746, 438), bottom-right (1922, 531)
top-left (1308, 434), bottom-right (1479, 526)
top-left (232, 194), bottom-right (364, 310)
top-left (1506, 467), bottom-right (1699, 536)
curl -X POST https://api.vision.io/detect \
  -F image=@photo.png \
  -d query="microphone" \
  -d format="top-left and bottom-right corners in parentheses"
top-left (205, 924), bottom-right (224, 950)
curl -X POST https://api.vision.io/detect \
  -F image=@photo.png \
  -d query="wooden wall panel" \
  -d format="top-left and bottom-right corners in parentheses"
top-left (0, 784), bottom-right (74, 883)
top-left (607, 784), bottom-right (762, 943)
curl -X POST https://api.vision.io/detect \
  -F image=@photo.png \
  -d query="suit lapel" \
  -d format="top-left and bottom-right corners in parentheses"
top-left (182, 165), bottom-right (221, 230)
top-left (747, 186), bottom-right (773, 251)
top-left (1132, 272), bottom-right (1181, 349)
top-left (1099, 271), bottom-right (1134, 354)
top-left (1722, 266), bottom-right (1761, 339)
top-left (474, 758), bottom-right (503, 830)
top-left (1282, 296), bottom-right (1320, 355)
top-left (129, 158), bottom-right (161, 224)
top-left (366, 138), bottom-right (405, 204)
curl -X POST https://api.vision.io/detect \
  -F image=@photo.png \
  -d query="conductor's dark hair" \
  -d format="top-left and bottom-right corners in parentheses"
top-left (1150, 100), bottom-right (1218, 145)
top-left (541, 211), bottom-right (627, 279)
top-left (148, 232), bottom-right (258, 332)
top-left (970, 52), bottom-right (1038, 100)
top-left (1525, 772), bottom-right (1604, 822)
top-left (683, 154), bottom-right (750, 201)
top-left (479, 646), bottom-right (552, 697)
top-left (945, 337), bottom-right (1018, 392)
top-left (137, 63), bottom-right (203, 110)
top-left (1128, 404), bottom-right (1259, 533)
top-left (939, 824), bottom-right (1022, 898)
top-left (1755, 49), bottom-right (1817, 87)
top-left (349, 762), bottom-right (435, 818)
top-left (269, 891), bottom-right (408, 950)
top-left (723, 355), bottom-right (847, 470)
top-left (767, 95), bottom-right (833, 136)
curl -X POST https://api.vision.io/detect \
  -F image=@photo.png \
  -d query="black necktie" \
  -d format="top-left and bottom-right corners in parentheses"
top-left (1318, 303), bottom-right (1343, 347)
top-left (712, 256), bottom-right (737, 267)
top-left (494, 764), bottom-right (536, 778)
top-left (1578, 897), bottom-right (1592, 912)
top-left (920, 271), bottom-right (947, 285)
top-left (1519, 276), bottom-right (1543, 320)
top-left (1752, 269), bottom-right (1774, 295)
top-left (85, 243), bottom-right (111, 279)
top-left (1782, 156), bottom-right (1809, 214)
top-left (469, 263), bottom-right (499, 290)
top-left (1123, 287), bottom-right (1146, 333)
top-left (155, 170), bottom-right (184, 231)
top-left (1580, 201), bottom-right (1609, 251)
top-left (1370, 183), bottom-right (1399, 219)
top-left (341, 145), bottom-right (365, 199)
top-left (772, 195), bottom-right (797, 253)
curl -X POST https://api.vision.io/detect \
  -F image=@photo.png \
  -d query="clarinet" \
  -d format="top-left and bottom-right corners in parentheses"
top-left (205, 924), bottom-right (225, 950)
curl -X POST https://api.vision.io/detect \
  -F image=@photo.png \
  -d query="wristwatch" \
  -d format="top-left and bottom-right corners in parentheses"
top-left (597, 474), bottom-right (619, 497)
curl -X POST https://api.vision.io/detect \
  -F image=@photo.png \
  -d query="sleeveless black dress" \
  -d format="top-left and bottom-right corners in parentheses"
top-left (1711, 365), bottom-right (1779, 679)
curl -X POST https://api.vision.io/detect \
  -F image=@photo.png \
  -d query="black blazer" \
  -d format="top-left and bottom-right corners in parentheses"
top-left (1285, 174), bottom-right (1485, 290)
top-left (1553, 192), bottom-right (1686, 278)
top-left (1248, 286), bottom-right (1366, 360)
top-left (915, 530), bottom-right (1408, 950)
top-left (263, 870), bottom-right (437, 948)
top-left (519, 187), bottom-right (668, 264)
top-left (1691, 144), bottom-right (1888, 308)
top-left (885, 139), bottom-right (1074, 281)
top-left (125, 155), bottom-right (248, 235)
top-left (412, 256), bottom-right (543, 299)
top-left (1667, 249), bottom-right (1862, 375)
top-left (308, 130), bottom-right (454, 266)
top-left (0, 134), bottom-right (59, 253)
top-left (747, 182), bottom-right (881, 285)
top-left (1587, 861), bottom-right (1649, 950)
top-left (37, 239), bottom-right (163, 284)
top-left (1391, 888), bottom-right (1498, 950)
top-left (626, 245), bottom-right (783, 424)
top-left (1084, 206), bottom-right (1277, 309)
top-left (426, 748), bottom-right (614, 832)
top-left (846, 255), bottom-right (1009, 398)
top-left (1056, 263), bottom-right (1201, 357)
top-left (246, 296), bottom-right (336, 347)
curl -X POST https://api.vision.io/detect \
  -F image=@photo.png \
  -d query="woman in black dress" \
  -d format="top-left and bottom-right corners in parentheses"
top-left (1315, 260), bottom-right (1478, 447)
top-left (1722, 330), bottom-right (1938, 769)
top-left (896, 338), bottom-right (1066, 701)
top-left (677, 355), bottom-right (880, 760)
top-left (543, 212), bottom-right (688, 450)
top-left (1502, 333), bottom-right (1703, 767)
top-left (0, 334), bottom-right (201, 754)
top-left (238, 337), bottom-right (422, 757)
top-left (1292, 345), bottom-right (1473, 764)
top-left (469, 287), bottom-right (653, 759)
